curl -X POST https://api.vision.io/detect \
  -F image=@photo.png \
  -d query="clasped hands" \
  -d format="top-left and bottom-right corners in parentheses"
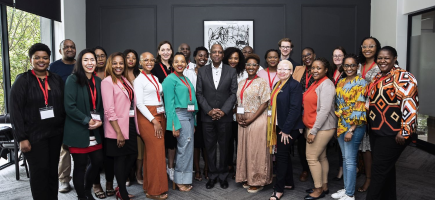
top-left (236, 114), bottom-right (253, 128)
top-left (88, 119), bottom-right (102, 130)
top-left (208, 108), bottom-right (225, 120)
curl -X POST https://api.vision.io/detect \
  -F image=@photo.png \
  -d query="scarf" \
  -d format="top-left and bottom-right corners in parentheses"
top-left (266, 78), bottom-right (289, 154)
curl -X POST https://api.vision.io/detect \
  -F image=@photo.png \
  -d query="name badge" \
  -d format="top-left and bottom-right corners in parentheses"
top-left (129, 109), bottom-right (135, 117)
top-left (39, 106), bottom-right (54, 120)
top-left (187, 104), bottom-right (195, 112)
top-left (157, 106), bottom-right (165, 114)
top-left (90, 111), bottom-right (101, 121)
top-left (267, 109), bottom-right (272, 117)
top-left (237, 106), bottom-right (244, 114)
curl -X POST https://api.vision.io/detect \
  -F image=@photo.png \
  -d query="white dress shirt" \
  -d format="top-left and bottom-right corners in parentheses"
top-left (211, 62), bottom-right (223, 89)
top-left (183, 68), bottom-right (197, 91)
top-left (133, 73), bottom-right (163, 122)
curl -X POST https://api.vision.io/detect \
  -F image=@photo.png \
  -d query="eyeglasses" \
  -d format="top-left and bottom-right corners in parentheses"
top-left (280, 46), bottom-right (291, 50)
top-left (141, 58), bottom-right (156, 63)
top-left (245, 63), bottom-right (259, 67)
top-left (277, 68), bottom-right (292, 71)
top-left (96, 55), bottom-right (106, 59)
top-left (333, 55), bottom-right (343, 58)
top-left (343, 64), bottom-right (358, 69)
top-left (361, 45), bottom-right (375, 49)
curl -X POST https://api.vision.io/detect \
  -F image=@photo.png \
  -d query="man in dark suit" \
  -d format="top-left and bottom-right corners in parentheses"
top-left (196, 44), bottom-right (237, 189)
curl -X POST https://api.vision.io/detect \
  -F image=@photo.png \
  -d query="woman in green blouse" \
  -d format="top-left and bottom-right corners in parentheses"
top-left (162, 52), bottom-right (198, 192)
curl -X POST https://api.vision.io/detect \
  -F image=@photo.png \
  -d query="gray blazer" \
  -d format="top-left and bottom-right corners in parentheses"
top-left (196, 63), bottom-right (238, 122)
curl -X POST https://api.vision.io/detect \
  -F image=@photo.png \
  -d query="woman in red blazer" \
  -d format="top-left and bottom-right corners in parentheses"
top-left (101, 52), bottom-right (139, 200)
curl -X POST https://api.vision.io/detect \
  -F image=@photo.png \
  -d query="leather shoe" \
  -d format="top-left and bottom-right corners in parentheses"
top-left (219, 179), bottom-right (229, 189)
top-left (304, 191), bottom-right (325, 200)
top-left (306, 188), bottom-right (329, 194)
top-left (299, 171), bottom-right (309, 182)
top-left (206, 178), bottom-right (217, 189)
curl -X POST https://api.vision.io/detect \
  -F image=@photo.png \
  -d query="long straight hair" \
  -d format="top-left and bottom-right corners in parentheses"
top-left (105, 52), bottom-right (128, 83)
top-left (72, 49), bottom-right (97, 86)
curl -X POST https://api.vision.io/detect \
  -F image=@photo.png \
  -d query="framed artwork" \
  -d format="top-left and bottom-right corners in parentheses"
top-left (204, 20), bottom-right (254, 51)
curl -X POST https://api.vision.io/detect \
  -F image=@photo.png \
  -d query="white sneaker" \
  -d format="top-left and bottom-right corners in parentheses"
top-left (339, 194), bottom-right (355, 200)
top-left (331, 189), bottom-right (346, 199)
top-left (166, 165), bottom-right (174, 181)
top-left (58, 181), bottom-right (71, 193)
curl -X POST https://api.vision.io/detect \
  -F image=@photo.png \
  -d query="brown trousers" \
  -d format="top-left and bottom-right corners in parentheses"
top-left (306, 128), bottom-right (335, 188)
top-left (137, 106), bottom-right (168, 195)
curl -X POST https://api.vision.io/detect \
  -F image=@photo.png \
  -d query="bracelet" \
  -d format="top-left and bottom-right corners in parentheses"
top-left (348, 131), bottom-right (353, 135)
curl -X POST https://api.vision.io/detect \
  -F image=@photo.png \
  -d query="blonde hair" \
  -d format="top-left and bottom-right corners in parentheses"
top-left (278, 60), bottom-right (293, 71)
top-left (105, 52), bottom-right (128, 83)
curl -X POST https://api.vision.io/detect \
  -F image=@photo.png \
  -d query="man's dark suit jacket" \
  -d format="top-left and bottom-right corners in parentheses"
top-left (276, 77), bottom-right (305, 134)
top-left (196, 63), bottom-right (238, 123)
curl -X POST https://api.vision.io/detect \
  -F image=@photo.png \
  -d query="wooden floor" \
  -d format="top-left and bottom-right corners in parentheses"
top-left (0, 144), bottom-right (434, 200)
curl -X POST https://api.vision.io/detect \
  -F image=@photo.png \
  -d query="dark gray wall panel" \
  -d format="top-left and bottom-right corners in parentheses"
top-left (87, 0), bottom-right (371, 64)
top-left (99, 6), bottom-right (156, 55)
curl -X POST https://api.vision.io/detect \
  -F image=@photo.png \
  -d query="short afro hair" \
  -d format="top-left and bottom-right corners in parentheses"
top-left (28, 43), bottom-right (51, 58)
top-left (245, 53), bottom-right (260, 64)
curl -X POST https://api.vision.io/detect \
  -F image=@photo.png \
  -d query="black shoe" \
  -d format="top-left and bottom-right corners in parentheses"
top-left (306, 189), bottom-right (329, 194)
top-left (304, 191), bottom-right (326, 200)
top-left (219, 179), bottom-right (229, 189)
top-left (84, 190), bottom-right (96, 200)
top-left (206, 178), bottom-right (217, 189)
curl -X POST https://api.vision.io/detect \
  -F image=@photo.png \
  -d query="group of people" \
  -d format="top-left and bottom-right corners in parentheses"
top-left (8, 36), bottom-right (418, 200)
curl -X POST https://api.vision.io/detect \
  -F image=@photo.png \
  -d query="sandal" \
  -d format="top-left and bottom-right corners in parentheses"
top-left (203, 169), bottom-right (209, 180)
top-left (247, 186), bottom-right (263, 193)
top-left (146, 193), bottom-right (168, 200)
top-left (93, 184), bottom-right (106, 199)
top-left (105, 182), bottom-right (115, 197)
top-left (269, 190), bottom-right (283, 200)
top-left (284, 185), bottom-right (295, 190)
top-left (114, 186), bottom-right (135, 198)
top-left (194, 171), bottom-right (202, 181)
top-left (175, 184), bottom-right (193, 192)
top-left (242, 182), bottom-right (250, 189)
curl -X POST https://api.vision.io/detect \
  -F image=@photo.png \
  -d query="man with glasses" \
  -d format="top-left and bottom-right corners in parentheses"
top-left (196, 43), bottom-right (238, 190)
top-left (49, 39), bottom-right (76, 193)
top-left (278, 38), bottom-right (300, 68)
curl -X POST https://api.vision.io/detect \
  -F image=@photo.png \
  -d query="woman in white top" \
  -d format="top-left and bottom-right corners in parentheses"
top-left (183, 46), bottom-right (210, 181)
top-left (133, 52), bottom-right (168, 199)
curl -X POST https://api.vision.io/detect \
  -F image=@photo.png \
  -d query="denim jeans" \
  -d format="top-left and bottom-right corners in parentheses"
top-left (337, 125), bottom-right (365, 196)
top-left (174, 108), bottom-right (195, 184)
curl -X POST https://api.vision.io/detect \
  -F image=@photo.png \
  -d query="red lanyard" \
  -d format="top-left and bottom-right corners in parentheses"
top-left (89, 75), bottom-right (97, 110)
top-left (160, 63), bottom-right (173, 77)
top-left (333, 70), bottom-right (342, 85)
top-left (174, 73), bottom-right (192, 101)
top-left (240, 75), bottom-right (257, 104)
top-left (362, 62), bottom-right (375, 79)
top-left (303, 76), bottom-right (327, 103)
top-left (32, 70), bottom-right (49, 106)
top-left (305, 71), bottom-right (313, 89)
top-left (367, 76), bottom-right (387, 97)
top-left (267, 68), bottom-right (277, 91)
top-left (142, 71), bottom-right (161, 102)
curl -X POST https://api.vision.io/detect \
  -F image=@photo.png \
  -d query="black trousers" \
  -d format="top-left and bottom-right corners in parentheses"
top-left (366, 135), bottom-right (410, 200)
top-left (93, 130), bottom-right (115, 184)
top-left (114, 154), bottom-right (137, 200)
top-left (72, 149), bottom-right (104, 198)
top-left (24, 134), bottom-right (63, 200)
top-left (227, 121), bottom-right (238, 168)
top-left (297, 134), bottom-right (310, 172)
top-left (274, 128), bottom-right (301, 192)
top-left (203, 121), bottom-right (232, 180)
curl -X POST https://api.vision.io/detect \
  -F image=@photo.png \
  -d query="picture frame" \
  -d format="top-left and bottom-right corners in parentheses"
top-left (203, 20), bottom-right (254, 51)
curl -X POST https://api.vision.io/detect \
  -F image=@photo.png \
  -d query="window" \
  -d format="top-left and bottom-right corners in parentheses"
top-left (408, 9), bottom-right (435, 144)
top-left (0, 6), bottom-right (40, 114)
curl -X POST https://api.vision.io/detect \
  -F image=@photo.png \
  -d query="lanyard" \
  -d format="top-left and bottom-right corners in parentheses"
top-left (122, 80), bottom-right (133, 102)
top-left (305, 71), bottom-right (313, 89)
top-left (160, 63), bottom-right (173, 77)
top-left (142, 71), bottom-right (161, 102)
top-left (89, 75), bottom-right (97, 111)
top-left (362, 62), bottom-right (375, 79)
top-left (367, 76), bottom-right (387, 97)
top-left (32, 70), bottom-right (49, 106)
top-left (270, 81), bottom-right (284, 106)
top-left (240, 75), bottom-right (257, 104)
top-left (174, 73), bottom-right (192, 101)
top-left (267, 68), bottom-right (277, 91)
top-left (303, 76), bottom-right (327, 103)
top-left (333, 70), bottom-right (342, 85)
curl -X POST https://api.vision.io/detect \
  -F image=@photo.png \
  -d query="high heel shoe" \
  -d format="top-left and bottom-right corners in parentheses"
top-left (115, 191), bottom-right (123, 200)
top-left (114, 187), bottom-right (134, 198)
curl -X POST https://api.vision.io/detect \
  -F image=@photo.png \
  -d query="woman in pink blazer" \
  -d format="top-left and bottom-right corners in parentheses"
top-left (101, 52), bottom-right (139, 200)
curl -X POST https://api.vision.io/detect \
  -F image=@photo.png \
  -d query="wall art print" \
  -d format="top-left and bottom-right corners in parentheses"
top-left (204, 21), bottom-right (254, 51)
